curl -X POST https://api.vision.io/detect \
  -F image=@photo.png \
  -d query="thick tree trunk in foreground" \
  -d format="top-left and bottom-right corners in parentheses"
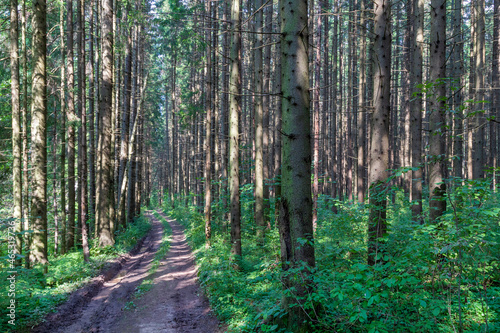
top-left (31, 0), bottom-right (48, 266)
top-left (229, 0), bottom-right (241, 262)
top-left (368, 0), bottom-right (391, 265)
top-left (279, 0), bottom-right (316, 330)
top-left (97, 0), bottom-right (115, 247)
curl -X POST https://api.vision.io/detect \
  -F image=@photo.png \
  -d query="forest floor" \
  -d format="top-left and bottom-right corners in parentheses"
top-left (31, 211), bottom-right (221, 333)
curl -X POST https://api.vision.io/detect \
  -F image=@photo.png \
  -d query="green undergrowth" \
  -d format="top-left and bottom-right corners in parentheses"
top-left (163, 177), bottom-right (500, 333)
top-left (126, 211), bottom-right (172, 309)
top-left (0, 213), bottom-right (152, 332)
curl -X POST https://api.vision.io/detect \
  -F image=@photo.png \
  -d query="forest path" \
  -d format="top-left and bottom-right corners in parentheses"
top-left (31, 211), bottom-right (221, 333)
top-left (110, 212), bottom-right (221, 333)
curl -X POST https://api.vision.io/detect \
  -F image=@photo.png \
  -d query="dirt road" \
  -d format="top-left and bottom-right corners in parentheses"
top-left (32, 211), bottom-right (221, 333)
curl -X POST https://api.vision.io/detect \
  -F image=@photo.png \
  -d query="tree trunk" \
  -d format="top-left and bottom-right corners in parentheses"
top-left (331, 1), bottom-right (338, 208)
top-left (11, 0), bottom-right (23, 265)
top-left (51, 99), bottom-right (59, 256)
top-left (312, 1), bottom-right (321, 226)
top-left (21, 0), bottom-right (30, 266)
top-left (171, 54), bottom-right (177, 205)
top-left (347, 0), bottom-right (356, 201)
top-left (263, 0), bottom-right (272, 227)
top-left (357, 0), bottom-right (367, 203)
top-left (452, 0), bottom-right (463, 180)
top-left (467, 5), bottom-right (475, 181)
top-left (368, 0), bottom-right (391, 265)
top-left (493, 0), bottom-right (500, 185)
top-left (337, 10), bottom-right (344, 202)
top-left (472, 0), bottom-right (485, 179)
top-left (127, 25), bottom-right (140, 224)
top-left (59, 0), bottom-right (67, 254)
top-left (274, 2), bottom-right (282, 218)
top-left (77, 0), bottom-right (89, 261)
top-left (66, 0), bottom-right (76, 252)
top-left (89, 0), bottom-right (96, 223)
top-left (110, 0), bottom-right (118, 233)
top-left (118, 21), bottom-right (133, 228)
top-left (229, 0), bottom-right (242, 262)
top-left (204, 4), bottom-right (213, 244)
top-left (31, 0), bottom-right (48, 266)
top-left (279, 0), bottom-right (316, 329)
top-left (411, 0), bottom-right (424, 222)
top-left (97, 0), bottom-right (115, 247)
top-left (164, 80), bottom-right (170, 202)
top-left (254, 0), bottom-right (265, 237)
top-left (117, 73), bottom-right (149, 226)
top-left (428, 0), bottom-right (447, 223)
top-left (221, 0), bottom-right (230, 217)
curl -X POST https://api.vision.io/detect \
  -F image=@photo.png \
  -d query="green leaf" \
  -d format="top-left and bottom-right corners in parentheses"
top-left (359, 309), bottom-right (368, 322)
top-left (483, 208), bottom-right (500, 217)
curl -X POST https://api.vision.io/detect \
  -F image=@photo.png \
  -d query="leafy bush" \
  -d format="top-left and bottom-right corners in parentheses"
top-left (164, 176), bottom-right (500, 332)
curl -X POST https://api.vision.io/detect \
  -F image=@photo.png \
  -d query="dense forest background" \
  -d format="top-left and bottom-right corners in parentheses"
top-left (0, 0), bottom-right (500, 331)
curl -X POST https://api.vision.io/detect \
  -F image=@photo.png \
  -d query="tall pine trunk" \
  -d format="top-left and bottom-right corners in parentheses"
top-left (204, 3), bottom-right (213, 244)
top-left (428, 0), bottom-right (447, 222)
top-left (31, 0), bottom-right (48, 266)
top-left (97, 0), bottom-right (115, 246)
top-left (229, 0), bottom-right (242, 262)
top-left (254, 0), bottom-right (265, 237)
top-left (279, 0), bottom-right (316, 329)
top-left (274, 2), bottom-right (282, 219)
top-left (368, 0), bottom-right (391, 265)
top-left (452, 0), bottom-right (463, 181)
top-left (59, 0), bottom-right (66, 254)
top-left (77, 0), bottom-right (89, 261)
top-left (411, 0), bottom-right (424, 222)
top-left (11, 0), bottom-right (23, 265)
top-left (21, 0), bottom-right (30, 266)
top-left (66, 0), bottom-right (76, 251)
top-left (472, 0), bottom-right (485, 179)
top-left (357, 0), bottom-right (367, 203)
top-left (493, 0), bottom-right (500, 185)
